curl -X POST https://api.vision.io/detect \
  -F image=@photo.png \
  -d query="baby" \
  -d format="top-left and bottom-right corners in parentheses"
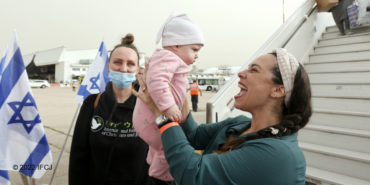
top-left (133, 12), bottom-right (204, 183)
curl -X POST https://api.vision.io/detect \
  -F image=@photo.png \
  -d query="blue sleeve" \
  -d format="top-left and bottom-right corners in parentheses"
top-left (162, 126), bottom-right (300, 185)
top-left (180, 113), bottom-right (228, 150)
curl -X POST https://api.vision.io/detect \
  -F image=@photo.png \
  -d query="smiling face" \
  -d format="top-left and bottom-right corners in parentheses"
top-left (173, 44), bottom-right (203, 65)
top-left (108, 47), bottom-right (139, 73)
top-left (234, 54), bottom-right (283, 113)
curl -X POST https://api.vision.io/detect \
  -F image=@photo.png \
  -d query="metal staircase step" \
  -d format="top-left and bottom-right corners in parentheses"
top-left (326, 25), bottom-right (339, 32)
top-left (305, 125), bottom-right (370, 138)
top-left (326, 23), bottom-right (370, 32)
top-left (314, 108), bottom-right (370, 117)
top-left (317, 33), bottom-right (370, 47)
top-left (306, 166), bottom-right (370, 185)
top-left (310, 111), bottom-right (370, 131)
top-left (313, 42), bottom-right (370, 54)
top-left (305, 60), bottom-right (370, 73)
top-left (299, 142), bottom-right (370, 181)
top-left (299, 125), bottom-right (370, 153)
top-left (311, 84), bottom-right (370, 99)
top-left (303, 23), bottom-right (370, 185)
top-left (312, 97), bottom-right (370, 115)
top-left (301, 141), bottom-right (370, 165)
top-left (309, 72), bottom-right (370, 84)
top-left (323, 26), bottom-right (370, 37)
top-left (310, 50), bottom-right (370, 63)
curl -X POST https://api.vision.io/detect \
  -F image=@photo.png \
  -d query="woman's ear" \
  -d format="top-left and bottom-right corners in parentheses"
top-left (271, 85), bottom-right (285, 98)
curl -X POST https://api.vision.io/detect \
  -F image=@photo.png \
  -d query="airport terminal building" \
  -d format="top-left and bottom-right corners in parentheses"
top-left (24, 46), bottom-right (146, 84)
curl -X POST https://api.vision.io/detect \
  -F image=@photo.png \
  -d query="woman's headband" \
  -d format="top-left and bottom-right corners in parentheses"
top-left (274, 48), bottom-right (299, 106)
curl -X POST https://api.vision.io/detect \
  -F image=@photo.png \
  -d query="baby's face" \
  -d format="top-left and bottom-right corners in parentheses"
top-left (175, 44), bottom-right (203, 65)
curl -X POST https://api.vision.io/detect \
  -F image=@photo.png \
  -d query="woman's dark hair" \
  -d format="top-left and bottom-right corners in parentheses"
top-left (110, 33), bottom-right (140, 62)
top-left (217, 52), bottom-right (312, 153)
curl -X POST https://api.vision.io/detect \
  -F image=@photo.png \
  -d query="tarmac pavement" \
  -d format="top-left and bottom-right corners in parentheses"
top-left (8, 87), bottom-right (214, 185)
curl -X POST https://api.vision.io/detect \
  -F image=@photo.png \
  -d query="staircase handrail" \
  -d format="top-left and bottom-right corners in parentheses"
top-left (206, 0), bottom-right (318, 123)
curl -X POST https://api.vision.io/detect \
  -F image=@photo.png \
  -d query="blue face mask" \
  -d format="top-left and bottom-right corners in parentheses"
top-left (108, 71), bottom-right (136, 89)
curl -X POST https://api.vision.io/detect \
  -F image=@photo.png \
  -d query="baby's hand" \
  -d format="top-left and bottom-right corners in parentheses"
top-left (164, 105), bottom-right (182, 122)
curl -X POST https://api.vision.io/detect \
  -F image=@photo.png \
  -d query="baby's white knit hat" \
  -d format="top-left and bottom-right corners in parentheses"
top-left (156, 12), bottom-right (205, 47)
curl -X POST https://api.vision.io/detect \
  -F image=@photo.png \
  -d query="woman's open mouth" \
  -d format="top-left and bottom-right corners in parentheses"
top-left (234, 82), bottom-right (248, 99)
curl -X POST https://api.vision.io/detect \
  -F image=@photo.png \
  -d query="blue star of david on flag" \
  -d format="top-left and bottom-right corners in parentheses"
top-left (89, 73), bottom-right (100, 90)
top-left (76, 41), bottom-right (109, 104)
top-left (0, 32), bottom-right (52, 179)
top-left (7, 92), bottom-right (41, 133)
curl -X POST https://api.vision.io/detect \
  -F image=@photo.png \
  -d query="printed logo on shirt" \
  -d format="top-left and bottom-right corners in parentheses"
top-left (105, 121), bottom-right (133, 129)
top-left (101, 121), bottom-right (138, 138)
top-left (91, 115), bottom-right (104, 132)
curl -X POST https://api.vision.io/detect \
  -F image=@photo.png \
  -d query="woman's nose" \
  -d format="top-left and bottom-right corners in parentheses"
top-left (119, 64), bottom-right (128, 72)
top-left (238, 70), bottom-right (247, 78)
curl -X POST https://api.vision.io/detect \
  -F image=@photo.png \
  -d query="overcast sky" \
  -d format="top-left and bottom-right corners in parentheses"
top-left (0, 0), bottom-right (306, 69)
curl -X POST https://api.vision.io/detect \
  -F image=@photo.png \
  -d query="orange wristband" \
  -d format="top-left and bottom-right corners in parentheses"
top-left (159, 122), bottom-right (179, 134)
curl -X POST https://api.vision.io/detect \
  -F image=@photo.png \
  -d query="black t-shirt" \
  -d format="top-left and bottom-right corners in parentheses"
top-left (69, 82), bottom-right (150, 185)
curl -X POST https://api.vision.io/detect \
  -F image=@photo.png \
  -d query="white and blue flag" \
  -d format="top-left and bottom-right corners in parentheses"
top-left (0, 33), bottom-right (52, 179)
top-left (0, 52), bottom-right (5, 77)
top-left (0, 46), bottom-right (10, 185)
top-left (0, 170), bottom-right (10, 185)
top-left (75, 41), bottom-right (109, 104)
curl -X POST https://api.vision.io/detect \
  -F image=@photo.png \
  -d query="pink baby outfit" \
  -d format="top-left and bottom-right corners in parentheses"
top-left (133, 49), bottom-right (191, 181)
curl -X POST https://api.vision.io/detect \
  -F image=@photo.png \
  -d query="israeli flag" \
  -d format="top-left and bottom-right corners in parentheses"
top-left (0, 170), bottom-right (10, 185)
top-left (75, 41), bottom-right (109, 104)
top-left (0, 54), bottom-right (5, 77)
top-left (0, 47), bottom-right (8, 80)
top-left (0, 33), bottom-right (52, 179)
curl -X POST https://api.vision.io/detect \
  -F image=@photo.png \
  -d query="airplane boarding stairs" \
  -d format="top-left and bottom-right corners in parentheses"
top-left (206, 0), bottom-right (370, 184)
top-left (301, 23), bottom-right (370, 185)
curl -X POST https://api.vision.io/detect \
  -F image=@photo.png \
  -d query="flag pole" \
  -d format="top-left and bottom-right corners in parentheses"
top-left (19, 173), bottom-right (30, 185)
top-left (48, 104), bottom-right (81, 185)
top-left (48, 40), bottom-right (108, 184)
